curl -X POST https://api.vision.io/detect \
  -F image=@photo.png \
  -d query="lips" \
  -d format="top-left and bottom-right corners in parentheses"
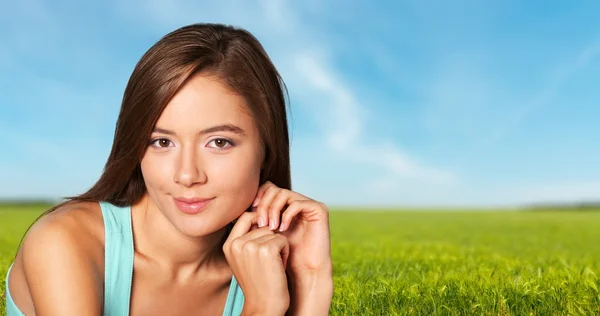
top-left (173, 196), bottom-right (214, 214)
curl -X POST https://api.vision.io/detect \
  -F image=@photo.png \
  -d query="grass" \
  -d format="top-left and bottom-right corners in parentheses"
top-left (2, 205), bottom-right (600, 315)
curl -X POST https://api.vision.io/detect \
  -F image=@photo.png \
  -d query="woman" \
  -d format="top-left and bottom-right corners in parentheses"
top-left (4, 23), bottom-right (333, 315)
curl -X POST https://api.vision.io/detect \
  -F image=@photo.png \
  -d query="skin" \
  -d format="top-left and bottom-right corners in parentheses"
top-left (6, 74), bottom-right (333, 316)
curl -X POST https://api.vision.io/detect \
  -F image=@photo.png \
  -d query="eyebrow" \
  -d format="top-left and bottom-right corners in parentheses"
top-left (153, 124), bottom-right (246, 136)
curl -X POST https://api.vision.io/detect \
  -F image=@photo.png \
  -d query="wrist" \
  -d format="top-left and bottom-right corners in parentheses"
top-left (241, 303), bottom-right (289, 316)
top-left (290, 261), bottom-right (333, 291)
top-left (287, 266), bottom-right (334, 316)
top-left (242, 295), bottom-right (290, 316)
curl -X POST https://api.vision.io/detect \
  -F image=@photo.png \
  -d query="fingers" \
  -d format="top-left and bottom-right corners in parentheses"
top-left (252, 234), bottom-right (290, 268)
top-left (268, 190), bottom-right (291, 231)
top-left (255, 184), bottom-right (282, 229)
top-left (279, 200), bottom-right (328, 232)
top-left (229, 227), bottom-right (275, 261)
top-left (225, 222), bottom-right (290, 270)
top-left (252, 181), bottom-right (274, 209)
top-left (235, 226), bottom-right (276, 243)
top-left (252, 180), bottom-right (322, 232)
top-left (268, 191), bottom-right (310, 231)
top-left (224, 212), bottom-right (259, 244)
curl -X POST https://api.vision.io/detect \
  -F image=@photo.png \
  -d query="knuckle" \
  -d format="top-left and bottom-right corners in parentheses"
top-left (258, 244), bottom-right (272, 258)
top-left (270, 187), bottom-right (282, 197)
top-left (243, 240), bottom-right (259, 254)
top-left (319, 202), bottom-right (329, 211)
top-left (222, 241), bottom-right (230, 252)
top-left (230, 238), bottom-right (244, 253)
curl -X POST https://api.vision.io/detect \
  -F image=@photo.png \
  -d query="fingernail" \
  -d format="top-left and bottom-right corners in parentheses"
top-left (252, 198), bottom-right (260, 207)
top-left (278, 223), bottom-right (286, 232)
top-left (258, 217), bottom-right (266, 227)
top-left (269, 220), bottom-right (277, 230)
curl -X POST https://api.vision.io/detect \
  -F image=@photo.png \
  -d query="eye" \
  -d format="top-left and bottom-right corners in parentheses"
top-left (149, 138), bottom-right (173, 148)
top-left (207, 138), bottom-right (234, 150)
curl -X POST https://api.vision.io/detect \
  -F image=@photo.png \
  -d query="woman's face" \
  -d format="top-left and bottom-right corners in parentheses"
top-left (140, 73), bottom-right (264, 237)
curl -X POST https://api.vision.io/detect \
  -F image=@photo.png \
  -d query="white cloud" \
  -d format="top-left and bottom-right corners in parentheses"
top-left (293, 54), bottom-right (362, 150)
top-left (294, 52), bottom-right (457, 186)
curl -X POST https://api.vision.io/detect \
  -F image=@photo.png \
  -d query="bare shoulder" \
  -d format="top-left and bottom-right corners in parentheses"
top-left (22, 201), bottom-right (105, 258)
top-left (11, 201), bottom-right (105, 315)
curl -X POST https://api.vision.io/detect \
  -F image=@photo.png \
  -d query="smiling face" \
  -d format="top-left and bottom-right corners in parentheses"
top-left (140, 73), bottom-right (264, 237)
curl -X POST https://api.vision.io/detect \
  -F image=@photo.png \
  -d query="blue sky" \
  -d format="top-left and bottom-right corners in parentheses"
top-left (1, 0), bottom-right (599, 207)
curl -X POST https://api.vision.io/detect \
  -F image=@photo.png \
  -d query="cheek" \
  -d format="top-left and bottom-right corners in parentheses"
top-left (140, 154), bottom-right (172, 193)
top-left (209, 153), bottom-right (262, 201)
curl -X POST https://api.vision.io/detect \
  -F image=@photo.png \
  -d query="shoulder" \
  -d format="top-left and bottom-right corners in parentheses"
top-left (19, 201), bottom-right (105, 272)
top-left (21, 201), bottom-right (105, 259)
top-left (12, 201), bottom-right (106, 314)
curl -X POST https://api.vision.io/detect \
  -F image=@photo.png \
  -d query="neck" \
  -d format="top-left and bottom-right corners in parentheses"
top-left (131, 194), bottom-right (229, 281)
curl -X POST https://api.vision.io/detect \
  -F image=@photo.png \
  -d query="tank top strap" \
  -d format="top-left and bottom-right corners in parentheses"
top-left (223, 274), bottom-right (245, 315)
top-left (100, 201), bottom-right (134, 316)
top-left (5, 264), bottom-right (24, 315)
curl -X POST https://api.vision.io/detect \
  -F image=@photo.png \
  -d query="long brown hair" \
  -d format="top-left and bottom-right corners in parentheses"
top-left (31, 23), bottom-right (291, 228)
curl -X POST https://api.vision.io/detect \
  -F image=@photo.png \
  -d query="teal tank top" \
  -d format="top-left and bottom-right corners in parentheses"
top-left (4, 201), bottom-right (245, 315)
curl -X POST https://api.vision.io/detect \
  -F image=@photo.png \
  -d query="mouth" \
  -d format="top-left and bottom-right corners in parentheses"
top-left (173, 196), bottom-right (215, 214)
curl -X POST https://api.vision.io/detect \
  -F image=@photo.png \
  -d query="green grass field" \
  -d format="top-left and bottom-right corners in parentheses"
top-left (2, 205), bottom-right (600, 315)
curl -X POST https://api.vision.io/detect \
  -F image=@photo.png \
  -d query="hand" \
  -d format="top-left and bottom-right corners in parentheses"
top-left (251, 181), bottom-right (333, 281)
top-left (223, 212), bottom-right (290, 316)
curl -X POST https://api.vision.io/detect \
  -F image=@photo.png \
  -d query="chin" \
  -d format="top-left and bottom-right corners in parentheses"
top-left (171, 217), bottom-right (222, 238)
top-left (171, 207), bottom-right (234, 238)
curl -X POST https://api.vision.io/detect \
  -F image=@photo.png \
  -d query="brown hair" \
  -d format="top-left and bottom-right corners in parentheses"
top-left (32, 23), bottom-right (291, 225)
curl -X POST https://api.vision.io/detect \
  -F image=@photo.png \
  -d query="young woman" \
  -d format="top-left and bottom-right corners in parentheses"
top-left (4, 23), bottom-right (333, 316)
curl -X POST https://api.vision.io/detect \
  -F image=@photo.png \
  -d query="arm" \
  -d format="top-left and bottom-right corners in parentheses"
top-left (286, 266), bottom-right (334, 316)
top-left (21, 214), bottom-right (103, 316)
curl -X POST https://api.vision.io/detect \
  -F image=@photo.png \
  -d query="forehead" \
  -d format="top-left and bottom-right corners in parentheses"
top-left (156, 74), bottom-right (253, 129)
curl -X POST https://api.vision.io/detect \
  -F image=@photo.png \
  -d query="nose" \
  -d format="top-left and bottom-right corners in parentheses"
top-left (173, 145), bottom-right (207, 187)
